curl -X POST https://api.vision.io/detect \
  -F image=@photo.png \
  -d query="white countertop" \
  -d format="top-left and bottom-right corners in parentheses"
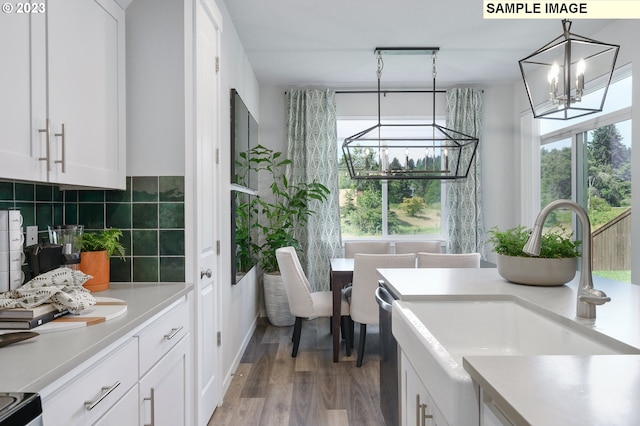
top-left (379, 267), bottom-right (640, 349)
top-left (0, 283), bottom-right (191, 392)
top-left (379, 268), bottom-right (640, 425)
top-left (463, 355), bottom-right (640, 426)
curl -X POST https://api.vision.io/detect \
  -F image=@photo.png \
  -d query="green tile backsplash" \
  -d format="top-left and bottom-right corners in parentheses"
top-left (0, 176), bottom-right (185, 284)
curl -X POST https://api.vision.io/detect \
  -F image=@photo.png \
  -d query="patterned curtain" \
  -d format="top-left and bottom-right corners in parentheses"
top-left (445, 88), bottom-right (486, 257)
top-left (286, 89), bottom-right (342, 291)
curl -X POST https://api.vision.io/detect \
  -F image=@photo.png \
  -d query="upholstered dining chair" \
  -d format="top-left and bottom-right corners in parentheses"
top-left (350, 253), bottom-right (416, 367)
top-left (394, 240), bottom-right (442, 255)
top-left (344, 241), bottom-right (391, 258)
top-left (276, 247), bottom-right (351, 357)
top-left (416, 252), bottom-right (481, 268)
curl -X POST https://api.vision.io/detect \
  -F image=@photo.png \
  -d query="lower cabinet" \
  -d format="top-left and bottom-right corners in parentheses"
top-left (41, 295), bottom-right (192, 426)
top-left (139, 337), bottom-right (191, 426)
top-left (401, 352), bottom-right (448, 426)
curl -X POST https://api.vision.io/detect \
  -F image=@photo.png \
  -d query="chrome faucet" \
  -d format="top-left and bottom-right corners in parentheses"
top-left (523, 199), bottom-right (610, 319)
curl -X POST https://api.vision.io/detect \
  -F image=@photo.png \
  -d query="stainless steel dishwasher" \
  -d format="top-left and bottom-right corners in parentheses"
top-left (376, 283), bottom-right (399, 426)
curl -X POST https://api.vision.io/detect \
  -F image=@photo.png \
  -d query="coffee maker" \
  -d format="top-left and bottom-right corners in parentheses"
top-left (25, 225), bottom-right (84, 278)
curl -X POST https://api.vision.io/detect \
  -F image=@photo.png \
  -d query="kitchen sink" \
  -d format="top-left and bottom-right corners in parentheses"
top-left (392, 298), bottom-right (640, 425)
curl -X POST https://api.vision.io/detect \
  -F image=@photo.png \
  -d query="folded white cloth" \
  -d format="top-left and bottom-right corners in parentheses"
top-left (0, 267), bottom-right (96, 314)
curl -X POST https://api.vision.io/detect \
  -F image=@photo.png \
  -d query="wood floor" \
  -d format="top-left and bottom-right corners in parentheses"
top-left (208, 317), bottom-right (386, 426)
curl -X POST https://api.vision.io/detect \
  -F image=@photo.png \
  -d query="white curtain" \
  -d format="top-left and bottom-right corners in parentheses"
top-left (445, 88), bottom-right (486, 257)
top-left (286, 89), bottom-right (342, 291)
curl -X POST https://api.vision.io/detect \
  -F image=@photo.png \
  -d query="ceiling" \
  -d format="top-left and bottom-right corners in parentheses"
top-left (222, 0), bottom-right (614, 89)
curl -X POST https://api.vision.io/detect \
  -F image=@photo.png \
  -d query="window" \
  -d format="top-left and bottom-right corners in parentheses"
top-left (538, 73), bottom-right (632, 282)
top-left (337, 119), bottom-right (444, 239)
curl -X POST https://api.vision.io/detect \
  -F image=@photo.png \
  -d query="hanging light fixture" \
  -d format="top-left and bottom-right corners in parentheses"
top-left (342, 47), bottom-right (479, 180)
top-left (519, 20), bottom-right (619, 120)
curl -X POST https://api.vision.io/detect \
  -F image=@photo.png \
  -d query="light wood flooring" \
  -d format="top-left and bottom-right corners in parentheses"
top-left (208, 317), bottom-right (386, 426)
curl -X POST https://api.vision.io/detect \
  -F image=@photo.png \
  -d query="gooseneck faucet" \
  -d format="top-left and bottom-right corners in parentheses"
top-left (523, 199), bottom-right (611, 319)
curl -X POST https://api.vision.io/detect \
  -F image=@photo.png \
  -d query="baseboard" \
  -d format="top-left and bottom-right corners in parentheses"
top-left (220, 312), bottom-right (259, 396)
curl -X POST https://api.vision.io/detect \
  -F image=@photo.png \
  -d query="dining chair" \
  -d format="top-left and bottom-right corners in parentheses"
top-left (276, 247), bottom-right (351, 357)
top-left (416, 252), bottom-right (481, 268)
top-left (394, 241), bottom-right (442, 254)
top-left (350, 253), bottom-right (416, 367)
top-left (344, 241), bottom-right (391, 258)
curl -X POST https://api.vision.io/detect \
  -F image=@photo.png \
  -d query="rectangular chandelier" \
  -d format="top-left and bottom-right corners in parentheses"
top-left (342, 47), bottom-right (479, 180)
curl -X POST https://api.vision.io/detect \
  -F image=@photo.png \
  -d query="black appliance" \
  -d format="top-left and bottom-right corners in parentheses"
top-left (0, 393), bottom-right (43, 425)
top-left (25, 244), bottom-right (63, 277)
top-left (376, 282), bottom-right (399, 426)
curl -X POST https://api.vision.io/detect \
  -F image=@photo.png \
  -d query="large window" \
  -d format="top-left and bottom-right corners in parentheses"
top-left (539, 73), bottom-right (632, 282)
top-left (337, 119), bottom-right (444, 239)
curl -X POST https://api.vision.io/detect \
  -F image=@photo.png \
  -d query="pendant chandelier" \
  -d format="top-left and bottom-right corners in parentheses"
top-left (519, 20), bottom-right (619, 120)
top-left (342, 47), bottom-right (479, 180)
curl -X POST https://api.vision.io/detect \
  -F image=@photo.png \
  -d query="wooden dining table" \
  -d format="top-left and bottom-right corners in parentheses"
top-left (330, 257), bottom-right (355, 362)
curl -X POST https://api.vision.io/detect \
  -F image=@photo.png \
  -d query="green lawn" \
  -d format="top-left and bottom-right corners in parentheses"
top-left (592, 270), bottom-right (631, 283)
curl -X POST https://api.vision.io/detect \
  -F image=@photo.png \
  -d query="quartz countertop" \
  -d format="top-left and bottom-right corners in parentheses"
top-left (0, 282), bottom-right (192, 392)
top-left (463, 355), bottom-right (640, 425)
top-left (378, 267), bottom-right (640, 349)
top-left (379, 268), bottom-right (640, 425)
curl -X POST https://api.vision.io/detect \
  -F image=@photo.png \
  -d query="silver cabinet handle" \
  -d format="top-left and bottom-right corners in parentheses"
top-left (54, 123), bottom-right (66, 172)
top-left (144, 387), bottom-right (155, 426)
top-left (200, 268), bottom-right (212, 279)
top-left (164, 326), bottom-right (183, 340)
top-left (84, 381), bottom-right (121, 411)
top-left (416, 394), bottom-right (433, 426)
top-left (38, 119), bottom-right (51, 171)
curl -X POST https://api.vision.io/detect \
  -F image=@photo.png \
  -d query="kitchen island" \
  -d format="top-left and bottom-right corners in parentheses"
top-left (379, 268), bottom-right (640, 425)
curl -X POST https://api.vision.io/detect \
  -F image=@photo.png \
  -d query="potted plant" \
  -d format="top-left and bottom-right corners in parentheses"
top-left (487, 225), bottom-right (581, 286)
top-left (244, 145), bottom-right (330, 325)
top-left (78, 228), bottom-right (126, 292)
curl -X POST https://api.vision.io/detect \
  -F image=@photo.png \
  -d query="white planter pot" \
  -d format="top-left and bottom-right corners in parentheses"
top-left (496, 254), bottom-right (578, 286)
top-left (263, 272), bottom-right (295, 327)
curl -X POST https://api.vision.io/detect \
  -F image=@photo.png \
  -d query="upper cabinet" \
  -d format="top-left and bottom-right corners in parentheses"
top-left (0, 0), bottom-right (126, 189)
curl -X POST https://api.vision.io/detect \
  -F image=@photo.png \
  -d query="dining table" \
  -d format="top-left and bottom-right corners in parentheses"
top-left (330, 257), bottom-right (355, 362)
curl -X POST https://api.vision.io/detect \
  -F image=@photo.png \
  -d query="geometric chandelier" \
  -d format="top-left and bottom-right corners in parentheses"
top-left (519, 20), bottom-right (619, 120)
top-left (342, 47), bottom-right (479, 180)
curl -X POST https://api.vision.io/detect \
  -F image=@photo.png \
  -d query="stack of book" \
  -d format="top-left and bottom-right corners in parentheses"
top-left (0, 304), bottom-right (69, 329)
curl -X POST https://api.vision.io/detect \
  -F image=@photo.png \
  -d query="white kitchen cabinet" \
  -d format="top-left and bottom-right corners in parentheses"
top-left (41, 294), bottom-right (192, 426)
top-left (139, 336), bottom-right (191, 426)
top-left (0, 0), bottom-right (126, 189)
top-left (401, 352), bottom-right (448, 426)
top-left (93, 385), bottom-right (139, 426)
top-left (42, 337), bottom-right (139, 426)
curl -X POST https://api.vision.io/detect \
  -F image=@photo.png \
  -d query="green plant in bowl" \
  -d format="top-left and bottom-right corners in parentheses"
top-left (487, 225), bottom-right (580, 258)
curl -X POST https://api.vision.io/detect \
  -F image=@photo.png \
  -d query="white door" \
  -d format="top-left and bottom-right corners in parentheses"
top-left (194, 0), bottom-right (222, 423)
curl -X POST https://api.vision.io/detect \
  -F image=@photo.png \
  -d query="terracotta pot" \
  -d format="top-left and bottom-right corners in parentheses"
top-left (496, 254), bottom-right (577, 286)
top-left (79, 250), bottom-right (110, 292)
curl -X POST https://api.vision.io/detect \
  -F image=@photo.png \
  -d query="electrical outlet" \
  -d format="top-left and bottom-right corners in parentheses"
top-left (26, 225), bottom-right (38, 246)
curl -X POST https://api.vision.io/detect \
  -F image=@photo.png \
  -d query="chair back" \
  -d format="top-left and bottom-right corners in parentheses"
top-left (350, 253), bottom-right (416, 325)
top-left (395, 241), bottom-right (441, 254)
top-left (417, 252), bottom-right (481, 268)
top-left (276, 247), bottom-right (313, 317)
top-left (344, 241), bottom-right (391, 258)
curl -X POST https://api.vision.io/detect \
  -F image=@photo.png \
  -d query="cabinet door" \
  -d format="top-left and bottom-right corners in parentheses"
top-left (0, 11), bottom-right (46, 181)
top-left (46, 0), bottom-right (125, 189)
top-left (139, 335), bottom-right (192, 426)
top-left (92, 384), bottom-right (139, 426)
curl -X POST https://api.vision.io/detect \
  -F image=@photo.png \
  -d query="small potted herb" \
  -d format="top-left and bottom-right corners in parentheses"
top-left (79, 228), bottom-right (126, 292)
top-left (487, 225), bottom-right (580, 286)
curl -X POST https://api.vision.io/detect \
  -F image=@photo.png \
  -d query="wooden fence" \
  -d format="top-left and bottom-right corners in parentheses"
top-left (591, 209), bottom-right (631, 271)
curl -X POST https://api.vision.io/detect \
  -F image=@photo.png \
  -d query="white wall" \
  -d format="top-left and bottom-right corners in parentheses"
top-left (126, 0), bottom-right (185, 176)
top-left (215, 0), bottom-right (261, 396)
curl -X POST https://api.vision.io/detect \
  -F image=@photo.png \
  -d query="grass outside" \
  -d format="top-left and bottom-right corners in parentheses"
top-left (592, 270), bottom-right (631, 283)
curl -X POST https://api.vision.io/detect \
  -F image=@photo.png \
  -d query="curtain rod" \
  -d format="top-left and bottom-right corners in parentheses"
top-left (335, 89), bottom-right (446, 94)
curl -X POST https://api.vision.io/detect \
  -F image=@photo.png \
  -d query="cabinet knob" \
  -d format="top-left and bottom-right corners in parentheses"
top-left (200, 268), bottom-right (212, 279)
